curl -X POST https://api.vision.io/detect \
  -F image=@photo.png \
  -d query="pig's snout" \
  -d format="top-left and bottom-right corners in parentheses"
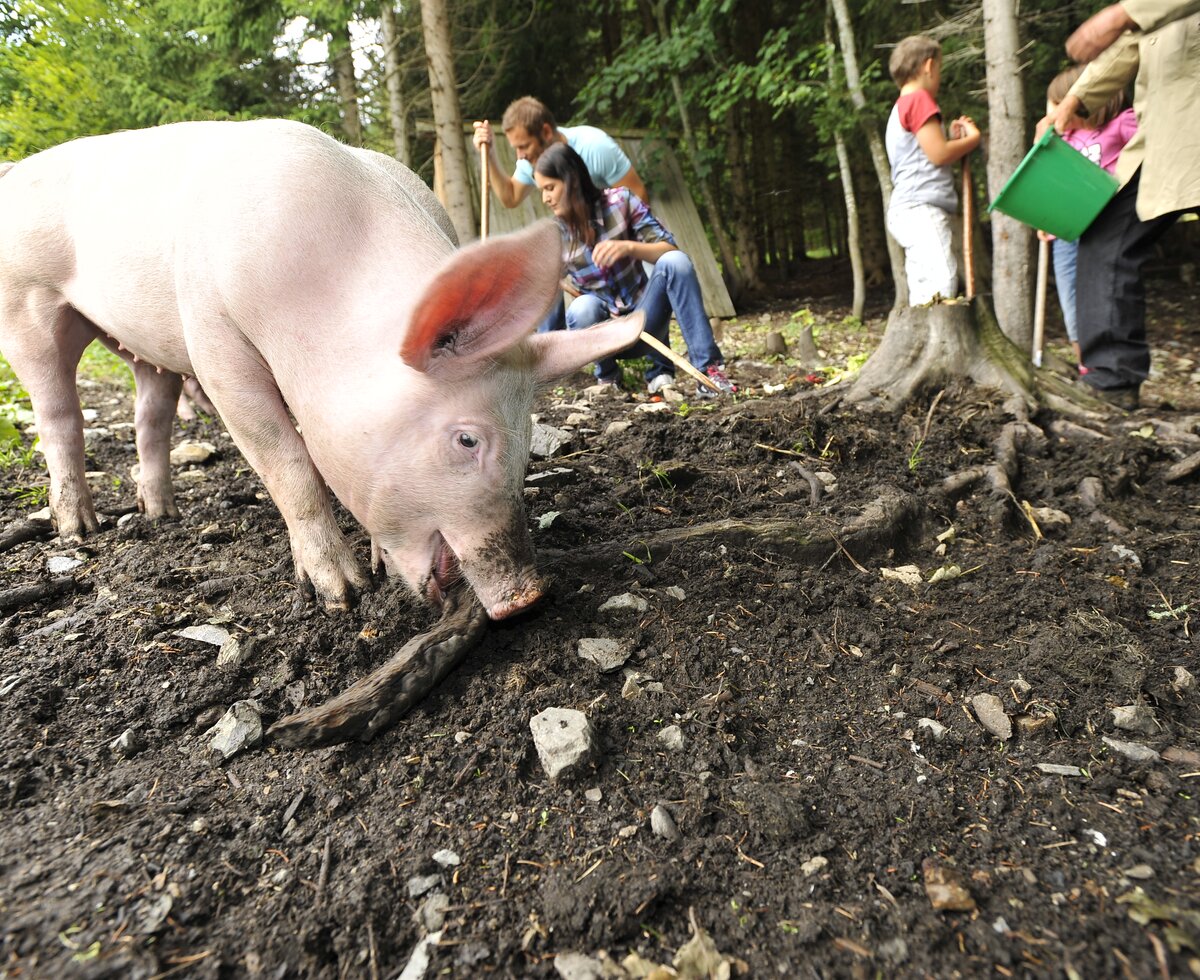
top-left (486, 577), bottom-right (549, 620)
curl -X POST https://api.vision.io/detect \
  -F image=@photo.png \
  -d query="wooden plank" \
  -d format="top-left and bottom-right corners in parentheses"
top-left (464, 129), bottom-right (736, 317)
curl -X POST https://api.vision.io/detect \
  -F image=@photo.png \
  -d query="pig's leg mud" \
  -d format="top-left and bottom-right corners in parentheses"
top-left (267, 584), bottom-right (488, 749)
top-left (185, 346), bottom-right (369, 611)
top-left (131, 363), bottom-right (183, 520)
top-left (0, 293), bottom-right (101, 539)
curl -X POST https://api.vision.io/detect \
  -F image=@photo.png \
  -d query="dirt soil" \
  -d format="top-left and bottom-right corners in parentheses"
top-left (2, 265), bottom-right (1199, 980)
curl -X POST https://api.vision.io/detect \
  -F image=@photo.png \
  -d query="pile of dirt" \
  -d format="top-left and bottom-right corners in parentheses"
top-left (2, 273), bottom-right (1198, 979)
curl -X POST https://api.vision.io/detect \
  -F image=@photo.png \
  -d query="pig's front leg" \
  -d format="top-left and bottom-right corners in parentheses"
top-left (1, 293), bottom-right (100, 539)
top-left (130, 362), bottom-right (183, 520)
top-left (189, 345), bottom-right (369, 611)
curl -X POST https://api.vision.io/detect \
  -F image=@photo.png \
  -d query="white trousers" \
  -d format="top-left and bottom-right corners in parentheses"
top-left (887, 202), bottom-right (958, 305)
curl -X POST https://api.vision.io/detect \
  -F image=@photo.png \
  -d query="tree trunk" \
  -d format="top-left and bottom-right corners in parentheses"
top-left (329, 21), bottom-right (362, 145)
top-left (828, 0), bottom-right (906, 307)
top-left (725, 109), bottom-right (762, 291)
top-left (982, 0), bottom-right (1033, 347)
top-left (826, 14), bottom-right (863, 318)
top-left (651, 0), bottom-right (754, 297)
top-left (380, 3), bottom-right (411, 167)
top-left (419, 0), bottom-right (475, 242)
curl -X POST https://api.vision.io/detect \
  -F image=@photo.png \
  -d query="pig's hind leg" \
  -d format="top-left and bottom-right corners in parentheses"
top-left (0, 289), bottom-right (101, 540)
top-left (187, 341), bottom-right (370, 612)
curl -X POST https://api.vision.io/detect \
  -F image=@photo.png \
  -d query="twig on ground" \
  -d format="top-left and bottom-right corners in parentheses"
top-left (0, 576), bottom-right (79, 615)
top-left (0, 518), bottom-right (54, 554)
top-left (788, 461), bottom-right (823, 506)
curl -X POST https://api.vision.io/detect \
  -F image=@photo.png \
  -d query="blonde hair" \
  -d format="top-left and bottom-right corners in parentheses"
top-left (889, 36), bottom-right (941, 86)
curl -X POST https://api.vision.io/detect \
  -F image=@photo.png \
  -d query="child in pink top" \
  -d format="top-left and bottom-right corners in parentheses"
top-left (1040, 66), bottom-right (1137, 369)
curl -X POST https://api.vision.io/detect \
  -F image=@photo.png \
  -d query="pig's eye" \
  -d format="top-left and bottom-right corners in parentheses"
top-left (458, 433), bottom-right (479, 449)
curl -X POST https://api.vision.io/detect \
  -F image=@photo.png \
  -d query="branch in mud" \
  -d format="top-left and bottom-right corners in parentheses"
top-left (0, 576), bottom-right (80, 615)
top-left (0, 519), bottom-right (54, 555)
top-left (268, 585), bottom-right (488, 750)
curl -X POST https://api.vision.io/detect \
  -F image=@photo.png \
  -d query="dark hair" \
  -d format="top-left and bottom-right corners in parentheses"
top-left (534, 142), bottom-right (604, 248)
top-left (1047, 65), bottom-right (1128, 129)
top-left (502, 96), bottom-right (556, 138)
top-left (889, 35), bottom-right (941, 86)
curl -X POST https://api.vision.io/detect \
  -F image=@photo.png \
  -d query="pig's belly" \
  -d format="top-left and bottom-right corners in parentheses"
top-left (66, 281), bottom-right (194, 376)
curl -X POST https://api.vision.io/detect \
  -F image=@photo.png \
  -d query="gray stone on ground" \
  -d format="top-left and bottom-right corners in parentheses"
top-left (1172, 666), bottom-right (1195, 693)
top-left (432, 849), bottom-right (460, 867)
top-left (598, 592), bottom-right (650, 615)
top-left (170, 440), bottom-right (216, 464)
top-left (1103, 736), bottom-right (1160, 762)
top-left (530, 708), bottom-right (596, 781)
top-left (1112, 704), bottom-right (1158, 735)
top-left (111, 728), bottom-right (141, 757)
top-left (407, 873), bottom-right (441, 899)
top-left (650, 803), bottom-right (681, 842)
top-left (530, 421), bottom-right (573, 458)
top-left (205, 701), bottom-right (263, 759)
top-left (1036, 763), bottom-right (1086, 777)
top-left (971, 693), bottom-right (1012, 740)
top-left (46, 555), bottom-right (83, 574)
top-left (918, 718), bottom-right (948, 740)
top-left (554, 952), bottom-right (606, 980)
top-left (657, 724), bottom-right (684, 751)
top-left (176, 624), bottom-right (233, 647)
top-left (577, 637), bottom-right (630, 672)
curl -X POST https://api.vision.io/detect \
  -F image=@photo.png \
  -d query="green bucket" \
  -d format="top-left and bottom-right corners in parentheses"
top-left (988, 128), bottom-right (1119, 241)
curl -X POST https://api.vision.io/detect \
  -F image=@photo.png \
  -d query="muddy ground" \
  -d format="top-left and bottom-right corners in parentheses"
top-left (1, 264), bottom-right (1199, 980)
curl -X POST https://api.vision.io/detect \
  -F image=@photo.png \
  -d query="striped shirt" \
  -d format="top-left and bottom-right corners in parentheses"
top-left (559, 187), bottom-right (676, 316)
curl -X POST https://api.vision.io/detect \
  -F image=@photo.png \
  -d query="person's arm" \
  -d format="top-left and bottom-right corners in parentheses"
top-left (916, 115), bottom-right (980, 167)
top-left (472, 120), bottom-right (532, 208)
top-left (592, 237), bottom-right (674, 267)
top-left (1070, 0), bottom-right (1200, 59)
top-left (613, 165), bottom-right (649, 204)
top-left (1043, 35), bottom-right (1139, 134)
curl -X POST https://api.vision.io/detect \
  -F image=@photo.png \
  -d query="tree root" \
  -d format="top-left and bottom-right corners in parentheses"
top-left (0, 577), bottom-right (79, 615)
top-left (0, 519), bottom-right (54, 555)
top-left (268, 584), bottom-right (488, 749)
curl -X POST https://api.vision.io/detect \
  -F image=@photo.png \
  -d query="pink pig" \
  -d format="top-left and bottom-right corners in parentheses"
top-left (0, 119), bottom-right (643, 619)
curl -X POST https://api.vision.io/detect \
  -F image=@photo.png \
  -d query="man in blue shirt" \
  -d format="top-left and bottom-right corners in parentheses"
top-left (472, 96), bottom-right (648, 209)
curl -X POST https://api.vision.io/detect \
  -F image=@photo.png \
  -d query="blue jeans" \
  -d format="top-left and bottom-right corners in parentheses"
top-left (565, 251), bottom-right (723, 382)
top-left (536, 296), bottom-right (566, 334)
top-left (1051, 237), bottom-right (1079, 344)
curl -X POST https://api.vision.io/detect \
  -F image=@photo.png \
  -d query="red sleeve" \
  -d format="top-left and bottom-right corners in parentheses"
top-left (897, 89), bottom-right (941, 133)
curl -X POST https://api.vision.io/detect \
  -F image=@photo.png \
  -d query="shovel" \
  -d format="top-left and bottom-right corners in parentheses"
top-left (962, 156), bottom-right (975, 300)
top-left (1032, 237), bottom-right (1049, 368)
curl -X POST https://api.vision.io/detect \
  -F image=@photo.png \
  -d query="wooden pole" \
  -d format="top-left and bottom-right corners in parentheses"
top-left (639, 332), bottom-right (721, 392)
top-left (1033, 237), bottom-right (1049, 367)
top-left (479, 138), bottom-right (490, 240)
top-left (962, 157), bottom-right (975, 300)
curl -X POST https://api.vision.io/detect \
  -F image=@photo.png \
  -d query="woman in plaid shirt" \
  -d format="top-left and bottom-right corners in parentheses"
top-left (533, 143), bottom-right (736, 397)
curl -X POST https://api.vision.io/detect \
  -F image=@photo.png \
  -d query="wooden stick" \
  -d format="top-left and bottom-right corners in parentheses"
top-left (1033, 237), bottom-right (1049, 367)
top-left (479, 138), bottom-right (490, 240)
top-left (962, 157), bottom-right (975, 300)
top-left (637, 331), bottom-right (721, 392)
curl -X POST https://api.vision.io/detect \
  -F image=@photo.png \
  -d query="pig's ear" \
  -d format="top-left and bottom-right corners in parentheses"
top-left (527, 310), bottom-right (646, 384)
top-left (400, 220), bottom-right (562, 373)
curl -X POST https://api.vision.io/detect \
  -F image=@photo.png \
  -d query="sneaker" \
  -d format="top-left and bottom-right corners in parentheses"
top-left (647, 373), bottom-right (675, 395)
top-left (694, 363), bottom-right (737, 399)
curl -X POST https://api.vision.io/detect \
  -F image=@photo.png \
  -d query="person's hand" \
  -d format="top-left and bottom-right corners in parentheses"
top-left (591, 239), bottom-right (631, 268)
top-left (1040, 95), bottom-right (1083, 135)
top-left (952, 116), bottom-right (979, 139)
top-left (472, 120), bottom-right (492, 150)
top-left (1037, 229), bottom-right (1054, 242)
top-left (1066, 3), bottom-right (1135, 61)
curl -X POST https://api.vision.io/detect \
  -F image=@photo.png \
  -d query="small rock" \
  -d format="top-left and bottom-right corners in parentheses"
top-left (417, 892), bottom-right (451, 933)
top-left (603, 420), bottom-right (633, 438)
top-left (190, 817), bottom-right (209, 834)
top-left (554, 952), bottom-right (605, 980)
top-left (922, 859), bottom-right (976, 912)
top-left (1015, 713), bottom-right (1057, 737)
top-left (46, 555), bottom-right (83, 574)
top-left (633, 401), bottom-right (672, 414)
top-left (563, 412), bottom-right (591, 426)
top-left (1112, 704), bottom-right (1158, 735)
top-left (1011, 677), bottom-right (1032, 697)
top-left (407, 873), bottom-right (441, 899)
top-left (577, 637), bottom-right (631, 672)
top-left (1036, 763), bottom-right (1086, 777)
top-left (971, 693), bottom-right (1012, 740)
top-left (1162, 745), bottom-right (1200, 767)
top-left (917, 718), bottom-right (947, 740)
top-left (453, 730), bottom-right (472, 744)
top-left (617, 824), bottom-right (638, 839)
top-left (881, 565), bottom-right (922, 587)
top-left (537, 511), bottom-right (561, 530)
top-left (598, 592), bottom-right (649, 615)
top-left (205, 701), bottom-right (263, 759)
top-left (800, 856), bottom-right (828, 876)
top-left (764, 331), bottom-right (788, 356)
top-left (170, 440), bottom-right (216, 465)
top-left (530, 422), bottom-right (573, 458)
top-left (216, 634), bottom-right (253, 669)
top-left (110, 728), bottom-right (141, 757)
top-left (1171, 666), bottom-right (1196, 694)
top-left (1102, 736), bottom-right (1160, 762)
top-left (529, 708), bottom-right (596, 782)
top-left (663, 586), bottom-right (686, 601)
top-left (176, 624), bottom-right (233, 648)
top-left (432, 849), bottom-right (460, 868)
top-left (584, 787), bottom-right (602, 803)
top-left (1124, 864), bottom-right (1155, 880)
top-left (1109, 543), bottom-right (1142, 570)
top-left (650, 804), bottom-right (680, 842)
top-left (620, 675), bottom-right (642, 699)
top-left (656, 724), bottom-right (685, 751)
top-left (1030, 506), bottom-right (1071, 528)
top-left (284, 681), bottom-right (306, 711)
top-left (1083, 828), bottom-right (1108, 847)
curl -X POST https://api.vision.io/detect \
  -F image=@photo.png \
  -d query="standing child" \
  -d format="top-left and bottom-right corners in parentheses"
top-left (885, 35), bottom-right (982, 305)
top-left (1039, 65), bottom-right (1136, 371)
